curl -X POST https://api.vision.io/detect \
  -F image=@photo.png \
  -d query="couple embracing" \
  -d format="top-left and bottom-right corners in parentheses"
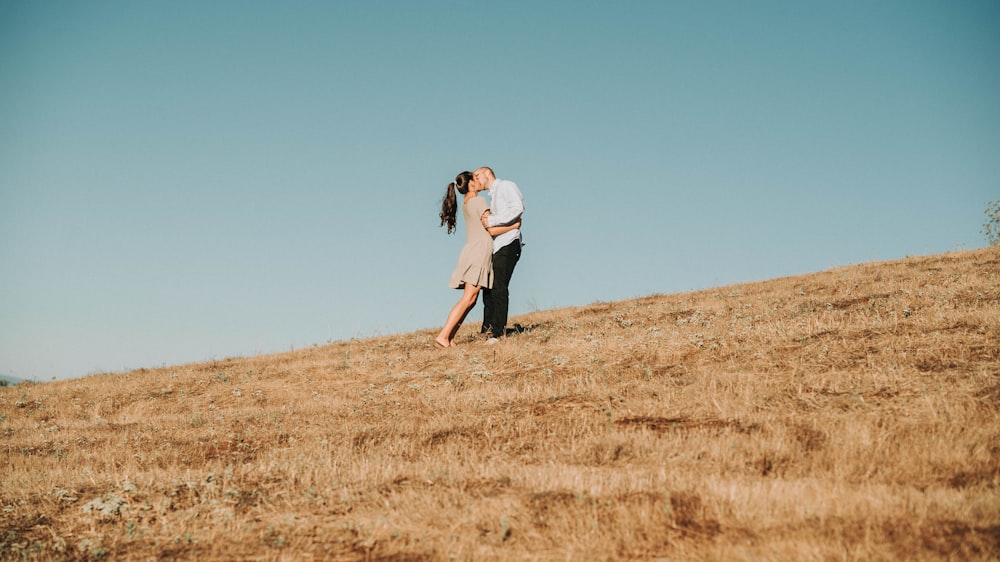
top-left (435, 167), bottom-right (524, 348)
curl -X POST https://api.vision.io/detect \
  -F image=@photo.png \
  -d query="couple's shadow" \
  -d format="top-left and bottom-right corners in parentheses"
top-left (502, 323), bottom-right (543, 336)
top-left (460, 323), bottom-right (546, 345)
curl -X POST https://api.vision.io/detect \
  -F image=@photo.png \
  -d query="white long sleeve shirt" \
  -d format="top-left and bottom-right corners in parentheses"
top-left (485, 178), bottom-right (524, 253)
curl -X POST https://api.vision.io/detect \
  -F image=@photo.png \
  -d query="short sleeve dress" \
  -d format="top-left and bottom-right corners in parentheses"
top-left (448, 196), bottom-right (493, 289)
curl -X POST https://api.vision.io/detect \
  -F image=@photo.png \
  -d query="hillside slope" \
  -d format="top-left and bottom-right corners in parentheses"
top-left (2, 248), bottom-right (998, 560)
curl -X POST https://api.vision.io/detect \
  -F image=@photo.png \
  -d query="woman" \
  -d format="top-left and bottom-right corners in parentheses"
top-left (435, 171), bottom-right (520, 348)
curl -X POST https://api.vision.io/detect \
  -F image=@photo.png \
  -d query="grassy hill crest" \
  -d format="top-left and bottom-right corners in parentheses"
top-left (2, 248), bottom-right (998, 560)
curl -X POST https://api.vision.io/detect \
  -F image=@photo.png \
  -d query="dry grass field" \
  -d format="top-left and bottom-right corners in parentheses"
top-left (2, 248), bottom-right (998, 561)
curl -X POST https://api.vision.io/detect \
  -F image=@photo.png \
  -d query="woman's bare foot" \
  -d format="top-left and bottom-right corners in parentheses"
top-left (434, 337), bottom-right (450, 349)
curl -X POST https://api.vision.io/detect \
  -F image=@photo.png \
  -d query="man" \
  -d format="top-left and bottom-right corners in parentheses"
top-left (474, 166), bottom-right (524, 342)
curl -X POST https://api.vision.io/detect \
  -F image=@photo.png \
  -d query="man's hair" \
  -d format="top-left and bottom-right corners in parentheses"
top-left (478, 166), bottom-right (495, 178)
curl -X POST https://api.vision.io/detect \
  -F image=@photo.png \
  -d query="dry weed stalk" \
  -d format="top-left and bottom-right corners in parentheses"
top-left (2, 248), bottom-right (998, 561)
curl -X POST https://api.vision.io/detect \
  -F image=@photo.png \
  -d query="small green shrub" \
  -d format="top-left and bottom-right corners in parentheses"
top-left (983, 200), bottom-right (1000, 247)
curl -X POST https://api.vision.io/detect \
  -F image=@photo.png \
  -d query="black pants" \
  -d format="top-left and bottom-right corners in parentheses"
top-left (481, 240), bottom-right (521, 338)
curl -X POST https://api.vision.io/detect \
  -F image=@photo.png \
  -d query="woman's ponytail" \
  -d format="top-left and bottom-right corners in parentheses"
top-left (439, 171), bottom-right (473, 235)
top-left (440, 182), bottom-right (458, 234)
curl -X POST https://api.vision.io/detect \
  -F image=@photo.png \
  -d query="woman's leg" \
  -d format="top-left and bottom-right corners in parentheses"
top-left (436, 284), bottom-right (481, 347)
top-left (448, 297), bottom-right (476, 343)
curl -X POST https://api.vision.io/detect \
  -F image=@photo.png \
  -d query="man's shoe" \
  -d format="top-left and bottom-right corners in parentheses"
top-left (484, 338), bottom-right (499, 345)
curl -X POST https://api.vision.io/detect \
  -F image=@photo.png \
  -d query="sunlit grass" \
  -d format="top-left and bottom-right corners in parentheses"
top-left (2, 248), bottom-right (998, 560)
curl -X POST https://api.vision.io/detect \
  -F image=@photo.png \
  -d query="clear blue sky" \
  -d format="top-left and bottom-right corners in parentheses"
top-left (2, 1), bottom-right (997, 380)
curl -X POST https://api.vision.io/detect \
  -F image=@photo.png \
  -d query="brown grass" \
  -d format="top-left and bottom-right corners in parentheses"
top-left (2, 248), bottom-right (999, 561)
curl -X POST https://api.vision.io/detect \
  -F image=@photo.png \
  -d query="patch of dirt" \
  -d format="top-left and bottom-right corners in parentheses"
top-left (826, 293), bottom-right (892, 310)
top-left (458, 476), bottom-right (514, 498)
top-left (909, 521), bottom-right (1000, 558)
top-left (658, 309), bottom-right (697, 322)
top-left (423, 425), bottom-right (479, 447)
top-left (614, 416), bottom-right (761, 434)
top-left (669, 490), bottom-right (721, 537)
top-left (793, 425), bottom-right (828, 452)
top-left (948, 468), bottom-right (1000, 489)
top-left (352, 428), bottom-right (389, 449)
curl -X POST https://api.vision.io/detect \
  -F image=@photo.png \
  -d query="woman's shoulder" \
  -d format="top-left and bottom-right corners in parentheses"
top-left (465, 196), bottom-right (488, 212)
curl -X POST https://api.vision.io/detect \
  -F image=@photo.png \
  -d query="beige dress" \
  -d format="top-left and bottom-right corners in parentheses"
top-left (448, 196), bottom-right (493, 289)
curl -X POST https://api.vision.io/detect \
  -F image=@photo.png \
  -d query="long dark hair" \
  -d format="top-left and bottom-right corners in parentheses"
top-left (440, 171), bottom-right (473, 235)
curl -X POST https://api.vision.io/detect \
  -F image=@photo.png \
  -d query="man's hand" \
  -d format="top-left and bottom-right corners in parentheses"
top-left (481, 210), bottom-right (491, 229)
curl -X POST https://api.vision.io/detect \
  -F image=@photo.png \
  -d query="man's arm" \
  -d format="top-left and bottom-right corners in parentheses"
top-left (486, 181), bottom-right (524, 227)
top-left (487, 219), bottom-right (522, 237)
